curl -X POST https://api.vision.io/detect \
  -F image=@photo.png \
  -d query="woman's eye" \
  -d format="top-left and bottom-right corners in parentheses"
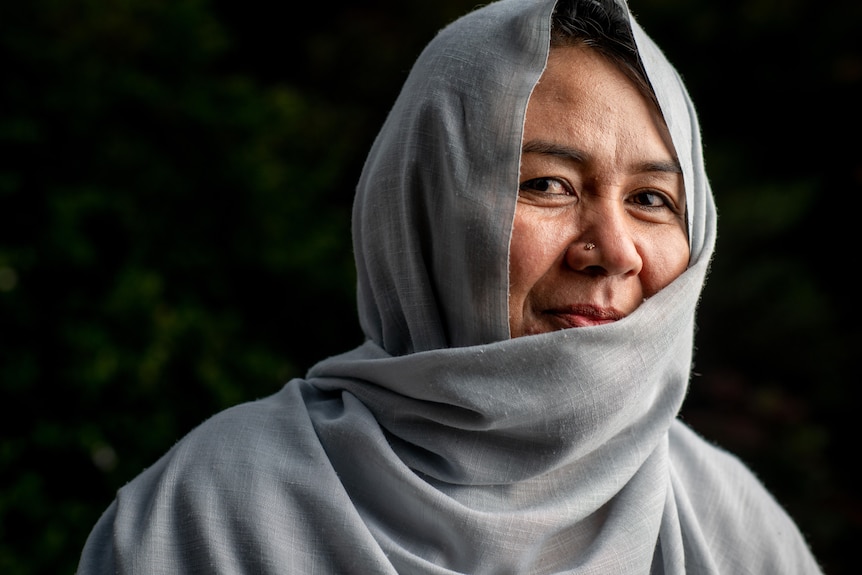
top-left (519, 177), bottom-right (571, 196)
top-left (631, 191), bottom-right (670, 208)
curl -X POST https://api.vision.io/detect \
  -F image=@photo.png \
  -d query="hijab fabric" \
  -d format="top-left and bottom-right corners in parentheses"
top-left (77, 0), bottom-right (823, 573)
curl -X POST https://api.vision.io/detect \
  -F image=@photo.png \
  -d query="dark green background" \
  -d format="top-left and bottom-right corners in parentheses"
top-left (1, 0), bottom-right (859, 573)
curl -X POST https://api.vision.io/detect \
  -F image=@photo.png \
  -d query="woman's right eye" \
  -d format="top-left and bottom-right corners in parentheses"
top-left (518, 177), bottom-right (572, 196)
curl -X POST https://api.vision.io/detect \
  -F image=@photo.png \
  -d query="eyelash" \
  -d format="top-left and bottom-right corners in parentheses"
top-left (630, 191), bottom-right (672, 209)
top-left (518, 177), bottom-right (573, 196)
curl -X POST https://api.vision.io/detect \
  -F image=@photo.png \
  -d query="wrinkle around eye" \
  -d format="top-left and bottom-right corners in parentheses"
top-left (627, 191), bottom-right (686, 225)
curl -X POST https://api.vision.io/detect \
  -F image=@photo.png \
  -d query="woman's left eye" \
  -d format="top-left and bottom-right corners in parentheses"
top-left (630, 191), bottom-right (669, 208)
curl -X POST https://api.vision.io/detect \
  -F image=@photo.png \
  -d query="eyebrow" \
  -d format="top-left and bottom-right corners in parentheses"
top-left (522, 139), bottom-right (683, 176)
top-left (522, 140), bottom-right (588, 162)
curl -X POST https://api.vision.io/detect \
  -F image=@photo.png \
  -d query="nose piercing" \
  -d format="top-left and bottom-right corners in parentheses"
top-left (584, 242), bottom-right (596, 251)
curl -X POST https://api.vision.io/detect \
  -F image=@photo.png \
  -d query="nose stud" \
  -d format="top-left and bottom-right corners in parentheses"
top-left (584, 242), bottom-right (596, 251)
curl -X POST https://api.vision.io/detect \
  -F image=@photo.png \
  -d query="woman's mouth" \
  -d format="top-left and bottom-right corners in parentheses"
top-left (544, 304), bottom-right (624, 328)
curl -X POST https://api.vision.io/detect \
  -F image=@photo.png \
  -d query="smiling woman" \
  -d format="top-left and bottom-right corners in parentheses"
top-left (75, 0), bottom-right (824, 573)
top-left (509, 44), bottom-right (689, 337)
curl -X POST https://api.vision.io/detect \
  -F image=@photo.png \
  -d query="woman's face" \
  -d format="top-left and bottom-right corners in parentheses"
top-left (508, 44), bottom-right (689, 338)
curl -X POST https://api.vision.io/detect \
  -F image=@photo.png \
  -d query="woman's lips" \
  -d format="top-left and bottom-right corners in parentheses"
top-left (544, 304), bottom-right (625, 328)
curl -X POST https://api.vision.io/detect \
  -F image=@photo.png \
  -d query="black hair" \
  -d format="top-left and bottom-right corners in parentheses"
top-left (550, 0), bottom-right (660, 111)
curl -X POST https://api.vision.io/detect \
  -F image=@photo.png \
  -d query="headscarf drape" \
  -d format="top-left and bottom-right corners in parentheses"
top-left (76, 1), bottom-right (822, 573)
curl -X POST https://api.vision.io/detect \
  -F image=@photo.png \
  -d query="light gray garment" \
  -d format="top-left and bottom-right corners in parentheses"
top-left (77, 0), bottom-right (823, 573)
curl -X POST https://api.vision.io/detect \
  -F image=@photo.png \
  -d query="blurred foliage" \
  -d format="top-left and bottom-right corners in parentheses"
top-left (0, 0), bottom-right (859, 573)
top-left (0, 0), bottom-right (365, 572)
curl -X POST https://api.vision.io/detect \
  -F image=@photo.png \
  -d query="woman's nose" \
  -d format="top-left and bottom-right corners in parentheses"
top-left (565, 204), bottom-right (643, 277)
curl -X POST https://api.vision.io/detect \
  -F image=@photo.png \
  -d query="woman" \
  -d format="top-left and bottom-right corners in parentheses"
top-left (77, 0), bottom-right (822, 572)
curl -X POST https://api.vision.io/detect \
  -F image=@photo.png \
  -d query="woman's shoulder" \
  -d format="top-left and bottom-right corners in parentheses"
top-left (668, 419), bottom-right (765, 487)
top-left (131, 379), bottom-right (332, 488)
top-left (667, 420), bottom-right (823, 574)
top-left (77, 379), bottom-right (349, 573)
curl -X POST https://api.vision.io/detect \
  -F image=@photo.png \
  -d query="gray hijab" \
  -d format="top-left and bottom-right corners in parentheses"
top-left (77, 0), bottom-right (822, 573)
